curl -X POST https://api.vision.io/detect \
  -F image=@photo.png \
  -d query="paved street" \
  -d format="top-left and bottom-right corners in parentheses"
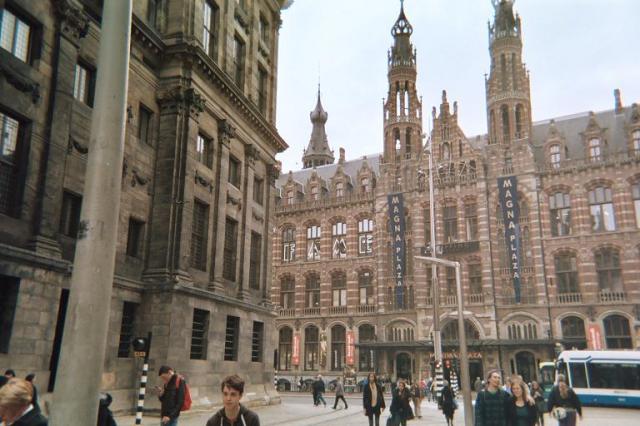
top-left (116, 393), bottom-right (640, 426)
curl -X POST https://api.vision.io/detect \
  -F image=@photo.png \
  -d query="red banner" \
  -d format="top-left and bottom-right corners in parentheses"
top-left (588, 324), bottom-right (602, 350)
top-left (292, 333), bottom-right (300, 365)
top-left (346, 331), bottom-right (355, 365)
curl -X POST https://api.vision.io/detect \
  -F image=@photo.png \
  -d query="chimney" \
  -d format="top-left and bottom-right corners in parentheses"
top-left (614, 88), bottom-right (623, 114)
top-left (339, 147), bottom-right (345, 164)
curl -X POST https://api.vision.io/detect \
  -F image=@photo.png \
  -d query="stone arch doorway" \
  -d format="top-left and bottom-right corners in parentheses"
top-left (396, 353), bottom-right (412, 381)
top-left (515, 351), bottom-right (536, 383)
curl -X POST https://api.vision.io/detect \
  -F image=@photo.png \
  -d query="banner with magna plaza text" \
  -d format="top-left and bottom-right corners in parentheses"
top-left (497, 176), bottom-right (522, 303)
top-left (388, 193), bottom-right (406, 308)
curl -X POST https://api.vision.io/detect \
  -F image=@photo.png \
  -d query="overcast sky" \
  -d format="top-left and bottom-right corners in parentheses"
top-left (274, 0), bottom-right (640, 172)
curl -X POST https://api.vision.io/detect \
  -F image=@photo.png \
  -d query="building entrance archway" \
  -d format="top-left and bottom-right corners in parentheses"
top-left (396, 353), bottom-right (412, 381)
top-left (515, 351), bottom-right (536, 383)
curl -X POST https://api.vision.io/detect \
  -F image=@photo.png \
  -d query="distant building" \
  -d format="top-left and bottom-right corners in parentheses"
top-left (271, 1), bottom-right (640, 387)
top-left (0, 0), bottom-right (288, 411)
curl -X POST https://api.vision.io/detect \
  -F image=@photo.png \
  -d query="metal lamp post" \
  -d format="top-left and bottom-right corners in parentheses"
top-left (416, 255), bottom-right (473, 426)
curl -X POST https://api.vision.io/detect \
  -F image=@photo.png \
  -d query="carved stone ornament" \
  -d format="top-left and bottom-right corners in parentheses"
top-left (226, 193), bottom-right (242, 210)
top-left (294, 319), bottom-right (301, 331)
top-left (67, 135), bottom-right (88, 154)
top-left (0, 60), bottom-right (40, 103)
top-left (268, 163), bottom-right (281, 185)
top-left (158, 86), bottom-right (205, 117)
top-left (218, 119), bottom-right (236, 147)
top-left (252, 209), bottom-right (264, 223)
top-left (131, 169), bottom-right (149, 187)
top-left (194, 170), bottom-right (213, 192)
top-left (245, 143), bottom-right (259, 165)
top-left (631, 103), bottom-right (640, 123)
top-left (54, 0), bottom-right (90, 41)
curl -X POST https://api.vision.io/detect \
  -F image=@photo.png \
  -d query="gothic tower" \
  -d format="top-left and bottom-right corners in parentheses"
top-left (302, 87), bottom-right (334, 168)
top-left (383, 2), bottom-right (423, 163)
top-left (485, 0), bottom-right (531, 145)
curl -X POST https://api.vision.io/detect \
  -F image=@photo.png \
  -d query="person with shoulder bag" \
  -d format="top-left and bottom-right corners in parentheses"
top-left (531, 381), bottom-right (546, 426)
top-left (156, 366), bottom-right (186, 426)
top-left (438, 380), bottom-right (456, 426)
top-left (547, 375), bottom-right (582, 426)
top-left (388, 380), bottom-right (412, 426)
top-left (363, 373), bottom-right (386, 426)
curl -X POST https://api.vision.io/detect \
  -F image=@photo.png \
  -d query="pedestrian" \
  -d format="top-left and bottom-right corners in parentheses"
top-left (474, 369), bottom-right (512, 426)
top-left (509, 380), bottom-right (538, 426)
top-left (388, 379), bottom-right (413, 426)
top-left (156, 365), bottom-right (186, 426)
top-left (425, 378), bottom-right (433, 402)
top-left (430, 378), bottom-right (438, 402)
top-left (363, 372), bottom-right (386, 426)
top-left (299, 376), bottom-right (304, 392)
top-left (24, 374), bottom-right (39, 414)
top-left (332, 377), bottom-right (348, 409)
top-left (206, 374), bottom-right (260, 426)
top-left (4, 370), bottom-right (16, 379)
top-left (438, 380), bottom-right (456, 426)
top-left (0, 378), bottom-right (48, 425)
top-left (503, 376), bottom-right (513, 395)
top-left (474, 376), bottom-right (484, 393)
top-left (547, 375), bottom-right (582, 426)
top-left (410, 382), bottom-right (422, 418)
top-left (312, 374), bottom-right (326, 407)
top-left (531, 381), bottom-right (546, 426)
top-left (97, 393), bottom-right (117, 426)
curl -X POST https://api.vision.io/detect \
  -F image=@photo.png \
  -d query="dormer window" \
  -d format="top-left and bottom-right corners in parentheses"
top-left (311, 186), bottom-right (319, 200)
top-left (336, 182), bottom-right (344, 198)
top-left (286, 190), bottom-right (294, 205)
top-left (361, 177), bottom-right (370, 193)
top-left (588, 137), bottom-right (602, 162)
top-left (632, 130), bottom-right (640, 155)
top-left (549, 144), bottom-right (561, 168)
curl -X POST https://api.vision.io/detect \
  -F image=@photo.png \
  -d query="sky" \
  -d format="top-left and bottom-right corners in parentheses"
top-left (274, 0), bottom-right (640, 173)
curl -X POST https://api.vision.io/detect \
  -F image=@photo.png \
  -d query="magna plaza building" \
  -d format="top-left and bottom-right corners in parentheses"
top-left (271, 1), bottom-right (640, 388)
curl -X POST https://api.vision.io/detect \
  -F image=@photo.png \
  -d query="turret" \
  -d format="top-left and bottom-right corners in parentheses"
top-left (302, 86), bottom-right (334, 168)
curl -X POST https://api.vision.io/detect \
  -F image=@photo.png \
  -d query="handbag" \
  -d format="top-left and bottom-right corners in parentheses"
top-left (552, 407), bottom-right (567, 420)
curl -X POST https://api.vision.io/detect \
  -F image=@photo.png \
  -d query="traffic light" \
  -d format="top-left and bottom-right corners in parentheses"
top-left (132, 337), bottom-right (148, 353)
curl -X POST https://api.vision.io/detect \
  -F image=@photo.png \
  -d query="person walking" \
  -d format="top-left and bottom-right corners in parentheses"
top-left (474, 377), bottom-right (484, 393)
top-left (531, 381), bottom-right (546, 426)
top-left (97, 393), bottom-right (117, 426)
top-left (389, 379), bottom-right (413, 426)
top-left (438, 380), bottom-right (456, 426)
top-left (410, 382), bottom-right (422, 419)
top-left (332, 377), bottom-right (348, 409)
top-left (0, 378), bottom-right (48, 426)
top-left (474, 369), bottom-right (512, 426)
top-left (24, 374), bottom-right (39, 414)
top-left (156, 365), bottom-right (186, 426)
top-left (508, 380), bottom-right (538, 426)
top-left (206, 375), bottom-right (260, 426)
top-left (312, 375), bottom-right (326, 407)
top-left (425, 378), bottom-right (433, 402)
top-left (547, 375), bottom-right (582, 426)
top-left (363, 373), bottom-right (386, 426)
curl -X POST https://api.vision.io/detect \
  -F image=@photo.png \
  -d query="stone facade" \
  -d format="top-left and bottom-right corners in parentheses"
top-left (0, 0), bottom-right (288, 413)
top-left (271, 2), bottom-right (640, 389)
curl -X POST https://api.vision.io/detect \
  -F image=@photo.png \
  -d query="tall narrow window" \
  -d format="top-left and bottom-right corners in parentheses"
top-left (358, 219), bottom-right (373, 255)
top-left (258, 14), bottom-right (269, 44)
top-left (257, 67), bottom-right (268, 114)
top-left (310, 185), bottom-right (319, 200)
top-left (233, 35), bottom-right (245, 88)
top-left (588, 138), bottom-right (602, 162)
top-left (147, 0), bottom-right (165, 31)
top-left (190, 308), bottom-right (209, 360)
top-left (633, 130), bottom-right (640, 154)
top-left (331, 271), bottom-right (347, 307)
top-left (223, 315), bottom-right (239, 361)
top-left (305, 273), bottom-right (320, 308)
top-left (306, 224), bottom-right (321, 261)
top-left (501, 105), bottom-right (510, 143)
top-left (632, 182), bottom-right (640, 228)
top-left (331, 325), bottom-right (346, 371)
top-left (423, 208), bottom-right (431, 245)
top-left (550, 192), bottom-right (571, 236)
top-left (59, 191), bottom-right (82, 238)
top-left (280, 276), bottom-right (295, 308)
top-left (500, 54), bottom-right (507, 91)
top-left (278, 327), bottom-right (292, 371)
top-left (469, 263), bottom-right (482, 294)
top-left (249, 232), bottom-right (262, 290)
top-left (515, 104), bottom-right (523, 137)
top-left (0, 8), bottom-right (31, 62)
top-left (282, 227), bottom-right (296, 262)
top-left (196, 133), bottom-right (212, 167)
top-left (228, 156), bottom-right (241, 187)
top-left (332, 221), bottom-right (347, 259)
top-left (138, 104), bottom-right (153, 145)
top-left (549, 144), bottom-right (561, 168)
top-left (511, 53), bottom-right (518, 90)
top-left (286, 190), bottom-right (294, 205)
top-left (561, 316), bottom-right (586, 349)
top-left (253, 177), bottom-right (264, 205)
top-left (359, 270), bottom-right (374, 305)
top-left (603, 315), bottom-right (632, 349)
top-left (405, 129), bottom-right (412, 155)
top-left (554, 253), bottom-right (579, 294)
top-left (588, 187), bottom-right (616, 232)
top-left (0, 275), bottom-right (20, 353)
top-left (202, 0), bottom-right (219, 57)
top-left (126, 218), bottom-right (145, 258)
top-left (443, 205), bottom-right (458, 242)
top-left (595, 248), bottom-right (622, 293)
top-left (251, 321), bottom-right (264, 362)
top-left (446, 267), bottom-right (456, 296)
top-left (117, 302), bottom-right (139, 358)
top-left (190, 200), bottom-right (209, 270)
top-left (361, 177), bottom-right (370, 193)
top-left (73, 63), bottom-right (94, 106)
top-left (304, 326), bottom-right (319, 370)
top-left (464, 203), bottom-right (478, 240)
top-left (0, 112), bottom-right (21, 216)
top-left (335, 182), bottom-right (344, 198)
top-left (223, 217), bottom-right (238, 281)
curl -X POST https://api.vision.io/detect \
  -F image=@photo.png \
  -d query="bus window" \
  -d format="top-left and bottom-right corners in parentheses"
top-left (588, 363), bottom-right (640, 390)
top-left (569, 362), bottom-right (587, 388)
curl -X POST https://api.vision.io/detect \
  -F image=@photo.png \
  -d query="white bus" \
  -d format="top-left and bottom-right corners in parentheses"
top-left (556, 350), bottom-right (640, 408)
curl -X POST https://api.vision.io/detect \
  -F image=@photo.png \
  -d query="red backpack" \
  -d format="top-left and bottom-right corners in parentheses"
top-left (175, 375), bottom-right (192, 411)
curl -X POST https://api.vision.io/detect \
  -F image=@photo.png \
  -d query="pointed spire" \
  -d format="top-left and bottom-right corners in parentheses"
top-left (302, 86), bottom-right (334, 169)
top-left (389, 0), bottom-right (415, 68)
top-left (489, 0), bottom-right (521, 44)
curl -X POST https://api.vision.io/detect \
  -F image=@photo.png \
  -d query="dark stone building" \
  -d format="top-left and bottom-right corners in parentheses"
top-left (0, 0), bottom-right (288, 412)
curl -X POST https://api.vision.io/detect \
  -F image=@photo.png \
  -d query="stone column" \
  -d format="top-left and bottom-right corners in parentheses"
top-left (238, 144), bottom-right (257, 300)
top-left (143, 87), bottom-right (204, 284)
top-left (262, 162), bottom-right (279, 305)
top-left (211, 119), bottom-right (235, 292)
top-left (30, 0), bottom-right (89, 256)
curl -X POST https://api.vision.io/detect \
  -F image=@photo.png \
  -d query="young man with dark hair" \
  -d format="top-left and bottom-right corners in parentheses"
top-left (206, 375), bottom-right (260, 426)
top-left (156, 365), bottom-right (185, 426)
top-left (474, 369), bottom-right (512, 426)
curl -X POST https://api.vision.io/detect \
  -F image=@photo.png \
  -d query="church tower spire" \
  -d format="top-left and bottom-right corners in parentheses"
top-left (486, 0), bottom-right (531, 145)
top-left (382, 0), bottom-right (423, 164)
top-left (302, 86), bottom-right (334, 168)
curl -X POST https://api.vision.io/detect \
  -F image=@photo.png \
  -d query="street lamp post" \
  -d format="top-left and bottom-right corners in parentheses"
top-left (416, 255), bottom-right (474, 426)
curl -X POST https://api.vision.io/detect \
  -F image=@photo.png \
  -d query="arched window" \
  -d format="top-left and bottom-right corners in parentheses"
top-left (468, 262), bottom-right (482, 294)
top-left (331, 325), bottom-right (346, 371)
top-left (359, 324), bottom-right (376, 342)
top-left (331, 271), bottom-right (347, 307)
top-left (286, 190), bottom-right (294, 205)
top-left (335, 182), bottom-right (344, 198)
top-left (358, 270), bottom-right (374, 305)
top-left (490, 110), bottom-right (496, 143)
top-left (549, 192), bottom-right (571, 236)
top-left (521, 226), bottom-right (532, 268)
top-left (404, 83), bottom-right (409, 115)
top-left (305, 273), bottom-right (320, 308)
top-left (406, 129), bottom-right (412, 155)
top-left (394, 128), bottom-right (401, 153)
top-left (595, 248), bottom-right (623, 293)
top-left (500, 54), bottom-right (507, 91)
top-left (441, 320), bottom-right (480, 341)
top-left (511, 53), bottom-right (518, 90)
top-left (560, 316), bottom-right (586, 349)
top-left (332, 221), bottom-right (347, 259)
top-left (603, 315), bottom-right (632, 349)
top-left (515, 104), bottom-right (523, 137)
top-left (278, 327), bottom-right (293, 371)
top-left (632, 182), bottom-right (640, 228)
top-left (280, 276), bottom-right (295, 308)
top-left (282, 227), bottom-right (296, 262)
top-left (588, 137), bottom-right (602, 162)
top-left (442, 142), bottom-right (451, 161)
top-left (549, 144), bottom-right (561, 168)
top-left (304, 326), bottom-right (319, 370)
top-left (361, 177), bottom-right (370, 194)
top-left (554, 253), bottom-right (579, 294)
top-left (589, 186), bottom-right (616, 232)
top-left (358, 324), bottom-right (376, 371)
top-left (306, 224), bottom-right (321, 260)
top-left (501, 105), bottom-right (510, 143)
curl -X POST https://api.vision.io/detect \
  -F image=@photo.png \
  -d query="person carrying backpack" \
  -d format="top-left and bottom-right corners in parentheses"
top-left (157, 365), bottom-right (186, 425)
top-left (474, 369), bottom-right (512, 426)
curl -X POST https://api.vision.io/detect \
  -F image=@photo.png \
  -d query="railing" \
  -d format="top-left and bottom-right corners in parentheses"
top-left (556, 292), bottom-right (582, 304)
top-left (356, 304), bottom-right (376, 314)
top-left (441, 240), bottom-right (480, 255)
top-left (537, 149), bottom-right (640, 175)
top-left (275, 191), bottom-right (373, 213)
top-left (598, 290), bottom-right (626, 303)
top-left (435, 172), bottom-right (478, 188)
top-left (466, 293), bottom-right (485, 305)
top-left (303, 307), bottom-right (320, 316)
top-left (278, 308), bottom-right (295, 317)
top-left (500, 289), bottom-right (537, 305)
top-left (442, 295), bottom-right (458, 306)
top-left (328, 306), bottom-right (347, 315)
top-left (425, 296), bottom-right (433, 305)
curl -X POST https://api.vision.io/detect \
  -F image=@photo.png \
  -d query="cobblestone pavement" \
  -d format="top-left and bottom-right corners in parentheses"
top-left (116, 393), bottom-right (639, 426)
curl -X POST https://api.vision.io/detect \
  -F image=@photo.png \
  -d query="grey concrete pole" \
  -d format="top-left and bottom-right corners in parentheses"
top-left (49, 1), bottom-right (132, 425)
top-left (455, 263), bottom-right (473, 426)
top-left (428, 142), bottom-right (442, 362)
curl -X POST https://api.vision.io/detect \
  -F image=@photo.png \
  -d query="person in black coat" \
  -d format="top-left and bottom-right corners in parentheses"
top-left (156, 365), bottom-right (186, 425)
top-left (547, 375), bottom-right (582, 426)
top-left (508, 380), bottom-right (538, 426)
top-left (362, 372), bottom-right (386, 426)
top-left (438, 380), bottom-right (456, 426)
top-left (0, 378), bottom-right (48, 426)
top-left (389, 380), bottom-right (413, 426)
top-left (97, 393), bottom-right (117, 426)
top-left (312, 374), bottom-right (326, 407)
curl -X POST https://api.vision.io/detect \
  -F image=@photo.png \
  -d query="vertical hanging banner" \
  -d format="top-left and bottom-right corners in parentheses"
top-left (388, 193), bottom-right (406, 308)
top-left (292, 333), bottom-right (300, 366)
top-left (498, 176), bottom-right (522, 303)
top-left (346, 331), bottom-right (355, 365)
